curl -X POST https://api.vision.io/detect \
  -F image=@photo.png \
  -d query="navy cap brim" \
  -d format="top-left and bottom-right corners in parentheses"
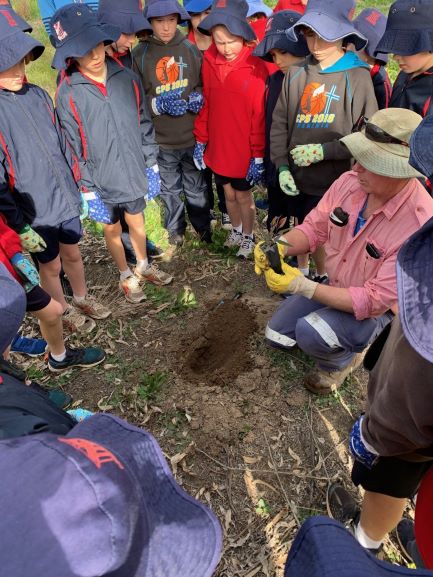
top-left (184, 0), bottom-right (213, 13)
top-left (98, 11), bottom-right (152, 34)
top-left (0, 30), bottom-right (44, 73)
top-left (254, 31), bottom-right (309, 60)
top-left (198, 12), bottom-right (256, 41)
top-left (145, 3), bottom-right (190, 21)
top-left (51, 22), bottom-right (120, 69)
top-left (375, 28), bottom-right (433, 57)
top-left (72, 414), bottom-right (223, 577)
top-left (287, 12), bottom-right (368, 50)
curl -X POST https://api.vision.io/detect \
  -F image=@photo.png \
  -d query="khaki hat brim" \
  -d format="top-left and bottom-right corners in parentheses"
top-left (341, 131), bottom-right (424, 179)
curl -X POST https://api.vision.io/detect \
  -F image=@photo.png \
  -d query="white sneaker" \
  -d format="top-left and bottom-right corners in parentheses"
top-left (236, 235), bottom-right (255, 259)
top-left (224, 229), bottom-right (243, 248)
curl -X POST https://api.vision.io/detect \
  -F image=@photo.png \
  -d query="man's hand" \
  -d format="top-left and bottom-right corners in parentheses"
top-left (11, 252), bottom-right (40, 292)
top-left (19, 225), bottom-right (47, 253)
top-left (193, 142), bottom-right (207, 170)
top-left (145, 164), bottom-right (161, 201)
top-left (152, 89), bottom-right (188, 117)
top-left (264, 261), bottom-right (317, 298)
top-left (254, 241), bottom-right (285, 275)
top-left (349, 415), bottom-right (379, 469)
top-left (187, 91), bottom-right (204, 114)
top-left (290, 144), bottom-right (324, 167)
top-left (278, 166), bottom-right (299, 196)
top-left (246, 157), bottom-right (265, 185)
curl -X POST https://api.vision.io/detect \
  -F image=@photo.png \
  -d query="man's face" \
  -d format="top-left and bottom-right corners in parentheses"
top-left (76, 42), bottom-right (106, 76)
top-left (353, 162), bottom-right (406, 195)
top-left (151, 14), bottom-right (178, 44)
top-left (0, 59), bottom-right (25, 91)
top-left (393, 52), bottom-right (433, 75)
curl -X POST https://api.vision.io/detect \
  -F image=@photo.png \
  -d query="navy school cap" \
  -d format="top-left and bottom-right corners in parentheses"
top-left (0, 9), bottom-right (44, 73)
top-left (353, 9), bottom-right (388, 64)
top-left (144, 0), bottom-right (191, 21)
top-left (0, 0), bottom-right (32, 32)
top-left (198, 0), bottom-right (256, 41)
top-left (254, 10), bottom-right (309, 61)
top-left (184, 0), bottom-right (213, 14)
top-left (98, 0), bottom-right (152, 35)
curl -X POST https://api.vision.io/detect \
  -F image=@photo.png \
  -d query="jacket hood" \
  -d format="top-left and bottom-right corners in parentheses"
top-left (320, 50), bottom-right (369, 74)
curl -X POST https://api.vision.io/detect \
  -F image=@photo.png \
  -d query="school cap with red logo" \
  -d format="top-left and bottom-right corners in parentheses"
top-left (0, 413), bottom-right (223, 577)
top-left (0, 0), bottom-right (32, 32)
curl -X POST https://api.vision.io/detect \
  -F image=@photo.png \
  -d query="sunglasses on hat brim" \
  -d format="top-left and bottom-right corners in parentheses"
top-left (352, 115), bottom-right (409, 148)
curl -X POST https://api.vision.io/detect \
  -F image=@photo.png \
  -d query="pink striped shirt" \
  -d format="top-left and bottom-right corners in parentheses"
top-left (297, 171), bottom-right (433, 320)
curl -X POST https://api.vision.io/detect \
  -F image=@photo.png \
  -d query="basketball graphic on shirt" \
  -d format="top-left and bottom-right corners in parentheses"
top-left (300, 82), bottom-right (326, 115)
top-left (155, 56), bottom-right (179, 84)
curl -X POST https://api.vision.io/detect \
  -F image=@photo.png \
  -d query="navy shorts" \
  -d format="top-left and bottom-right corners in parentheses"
top-left (32, 217), bottom-right (82, 264)
top-left (26, 285), bottom-right (52, 313)
top-left (105, 197), bottom-right (145, 224)
top-left (214, 173), bottom-right (251, 192)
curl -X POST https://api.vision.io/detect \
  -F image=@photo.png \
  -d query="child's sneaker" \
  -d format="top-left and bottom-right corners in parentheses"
top-left (236, 235), bottom-right (255, 259)
top-left (119, 275), bottom-right (147, 303)
top-left (221, 212), bottom-right (232, 230)
top-left (48, 347), bottom-right (106, 372)
top-left (63, 306), bottom-right (96, 334)
top-left (11, 335), bottom-right (47, 357)
top-left (224, 229), bottom-right (243, 248)
top-left (134, 263), bottom-right (173, 286)
top-left (72, 294), bottom-right (111, 320)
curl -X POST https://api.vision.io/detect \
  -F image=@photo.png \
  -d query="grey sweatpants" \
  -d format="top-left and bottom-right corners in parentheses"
top-left (266, 295), bottom-right (393, 371)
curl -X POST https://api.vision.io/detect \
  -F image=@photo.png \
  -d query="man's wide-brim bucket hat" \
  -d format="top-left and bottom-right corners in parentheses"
top-left (0, 413), bottom-right (223, 577)
top-left (353, 8), bottom-right (388, 64)
top-left (375, 0), bottom-right (433, 57)
top-left (198, 0), bottom-right (256, 41)
top-left (49, 3), bottom-right (120, 70)
top-left (144, 0), bottom-right (191, 21)
top-left (340, 108), bottom-right (424, 179)
top-left (254, 10), bottom-right (309, 60)
top-left (0, 10), bottom-right (44, 73)
top-left (98, 0), bottom-right (152, 35)
top-left (286, 0), bottom-right (368, 51)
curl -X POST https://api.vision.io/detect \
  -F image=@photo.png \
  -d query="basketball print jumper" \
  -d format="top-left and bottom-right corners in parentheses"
top-left (132, 29), bottom-right (203, 149)
top-left (270, 51), bottom-right (378, 198)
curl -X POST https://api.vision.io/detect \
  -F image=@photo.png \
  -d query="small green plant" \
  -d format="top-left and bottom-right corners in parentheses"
top-left (137, 371), bottom-right (168, 402)
top-left (255, 498), bottom-right (272, 518)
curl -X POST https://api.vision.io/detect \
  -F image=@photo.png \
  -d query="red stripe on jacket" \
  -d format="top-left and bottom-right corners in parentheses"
top-left (68, 96), bottom-right (88, 161)
top-left (0, 131), bottom-right (15, 192)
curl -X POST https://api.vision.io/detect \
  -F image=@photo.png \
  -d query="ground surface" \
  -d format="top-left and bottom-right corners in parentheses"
top-left (18, 219), bottom-right (408, 577)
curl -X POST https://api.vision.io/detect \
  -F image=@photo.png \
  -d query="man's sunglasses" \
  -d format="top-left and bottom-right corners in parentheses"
top-left (352, 116), bottom-right (409, 148)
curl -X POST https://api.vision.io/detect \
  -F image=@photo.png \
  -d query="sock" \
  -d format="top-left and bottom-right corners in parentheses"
top-left (299, 267), bottom-right (310, 276)
top-left (355, 522), bottom-right (383, 550)
top-left (73, 294), bottom-right (86, 303)
top-left (233, 224), bottom-right (242, 234)
top-left (243, 233), bottom-right (253, 239)
top-left (119, 268), bottom-right (133, 281)
top-left (135, 258), bottom-right (149, 273)
top-left (51, 350), bottom-right (67, 362)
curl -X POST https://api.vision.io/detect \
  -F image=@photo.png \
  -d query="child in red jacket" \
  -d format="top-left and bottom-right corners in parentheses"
top-left (194, 0), bottom-right (269, 259)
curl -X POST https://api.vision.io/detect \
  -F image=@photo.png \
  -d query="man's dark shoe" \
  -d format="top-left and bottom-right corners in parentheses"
top-left (48, 347), bottom-right (106, 373)
top-left (326, 482), bottom-right (360, 524)
top-left (199, 228), bottom-right (212, 244)
top-left (396, 519), bottom-right (425, 566)
top-left (168, 233), bottom-right (184, 247)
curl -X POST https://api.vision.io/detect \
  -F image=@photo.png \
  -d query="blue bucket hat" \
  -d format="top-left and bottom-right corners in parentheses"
top-left (247, 0), bottom-right (273, 18)
top-left (0, 263), bottom-right (26, 355)
top-left (286, 0), bottom-right (368, 51)
top-left (254, 10), bottom-right (309, 61)
top-left (0, 0), bottom-right (32, 32)
top-left (198, 0), bottom-right (256, 41)
top-left (0, 413), bottom-right (223, 577)
top-left (49, 3), bottom-right (121, 70)
top-left (98, 0), bottom-right (152, 35)
top-left (375, 0), bottom-right (433, 57)
top-left (0, 10), bottom-right (44, 73)
top-left (353, 9), bottom-right (388, 64)
top-left (184, 0), bottom-right (213, 14)
top-left (144, 0), bottom-right (190, 21)
top-left (284, 516), bottom-right (433, 576)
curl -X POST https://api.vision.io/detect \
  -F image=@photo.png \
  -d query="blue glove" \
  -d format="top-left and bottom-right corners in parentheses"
top-left (187, 91), bottom-right (204, 114)
top-left (193, 142), bottom-right (207, 170)
top-left (82, 190), bottom-right (112, 224)
top-left (152, 88), bottom-right (188, 117)
top-left (246, 157), bottom-right (265, 185)
top-left (11, 252), bottom-right (40, 292)
top-left (146, 164), bottom-right (161, 201)
top-left (349, 415), bottom-right (379, 469)
top-left (80, 192), bottom-right (89, 220)
top-left (67, 408), bottom-right (94, 422)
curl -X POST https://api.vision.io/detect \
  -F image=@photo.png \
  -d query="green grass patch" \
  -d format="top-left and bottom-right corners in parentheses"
top-left (137, 371), bottom-right (169, 402)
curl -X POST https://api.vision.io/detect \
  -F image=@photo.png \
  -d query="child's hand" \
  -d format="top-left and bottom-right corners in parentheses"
top-left (246, 157), bottom-right (265, 185)
top-left (193, 142), bottom-right (207, 170)
top-left (278, 166), bottom-right (299, 196)
top-left (80, 192), bottom-right (89, 220)
top-left (11, 253), bottom-right (40, 292)
top-left (19, 225), bottom-right (47, 253)
top-left (145, 164), bottom-right (161, 201)
top-left (291, 144), bottom-right (324, 167)
top-left (152, 89), bottom-right (188, 117)
top-left (82, 190), bottom-right (112, 224)
top-left (187, 91), bottom-right (204, 114)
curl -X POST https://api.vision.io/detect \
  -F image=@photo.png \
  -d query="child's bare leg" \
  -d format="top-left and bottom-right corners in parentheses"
top-left (39, 257), bottom-right (68, 312)
top-left (223, 183), bottom-right (241, 229)
top-left (31, 298), bottom-right (65, 356)
top-left (103, 221), bottom-right (128, 272)
top-left (59, 242), bottom-right (87, 298)
top-left (297, 253), bottom-right (310, 275)
top-left (235, 189), bottom-right (254, 236)
top-left (123, 211), bottom-right (147, 261)
top-left (312, 246), bottom-right (326, 276)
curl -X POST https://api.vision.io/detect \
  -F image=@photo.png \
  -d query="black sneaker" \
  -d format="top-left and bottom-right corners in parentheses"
top-left (199, 228), bottom-right (212, 244)
top-left (29, 382), bottom-right (72, 409)
top-left (146, 239), bottom-right (165, 260)
top-left (221, 212), bottom-right (232, 230)
top-left (396, 519), bottom-right (425, 566)
top-left (48, 347), bottom-right (106, 373)
top-left (309, 273), bottom-right (329, 284)
top-left (326, 483), bottom-right (359, 525)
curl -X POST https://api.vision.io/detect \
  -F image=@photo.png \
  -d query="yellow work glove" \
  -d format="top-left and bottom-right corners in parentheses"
top-left (254, 240), bottom-right (286, 276)
top-left (264, 261), bottom-right (317, 298)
